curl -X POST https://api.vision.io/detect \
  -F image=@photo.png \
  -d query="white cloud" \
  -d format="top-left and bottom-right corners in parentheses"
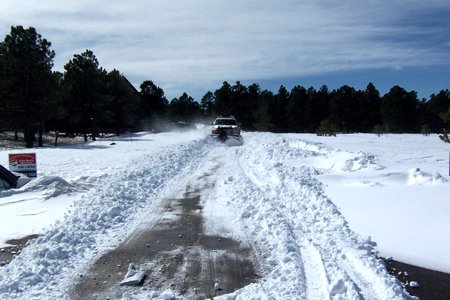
top-left (1, 0), bottom-right (449, 98)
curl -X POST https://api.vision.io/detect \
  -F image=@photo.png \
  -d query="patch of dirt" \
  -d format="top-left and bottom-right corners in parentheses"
top-left (383, 258), bottom-right (450, 300)
top-left (0, 235), bottom-right (40, 267)
top-left (72, 178), bottom-right (259, 299)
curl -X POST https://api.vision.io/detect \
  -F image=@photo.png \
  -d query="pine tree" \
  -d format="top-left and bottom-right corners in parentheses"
top-left (0, 26), bottom-right (55, 147)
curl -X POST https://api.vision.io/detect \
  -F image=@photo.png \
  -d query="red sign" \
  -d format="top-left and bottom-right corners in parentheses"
top-left (9, 153), bottom-right (37, 177)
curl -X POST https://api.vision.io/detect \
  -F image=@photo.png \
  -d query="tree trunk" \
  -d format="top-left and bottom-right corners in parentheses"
top-left (24, 123), bottom-right (34, 148)
top-left (82, 111), bottom-right (88, 142)
top-left (38, 126), bottom-right (43, 147)
top-left (54, 131), bottom-right (59, 147)
top-left (91, 118), bottom-right (97, 141)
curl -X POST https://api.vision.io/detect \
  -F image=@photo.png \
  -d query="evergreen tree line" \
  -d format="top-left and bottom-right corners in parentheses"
top-left (1, 26), bottom-right (449, 148)
top-left (0, 26), bottom-right (196, 147)
top-left (203, 81), bottom-right (450, 136)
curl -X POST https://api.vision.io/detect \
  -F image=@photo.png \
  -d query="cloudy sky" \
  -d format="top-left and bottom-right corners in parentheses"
top-left (1, 0), bottom-right (449, 100)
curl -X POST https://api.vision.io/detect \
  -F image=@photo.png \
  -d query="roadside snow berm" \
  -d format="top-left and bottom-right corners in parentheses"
top-left (0, 164), bottom-right (18, 188)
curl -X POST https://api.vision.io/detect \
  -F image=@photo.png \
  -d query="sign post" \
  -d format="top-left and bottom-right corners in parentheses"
top-left (8, 153), bottom-right (37, 177)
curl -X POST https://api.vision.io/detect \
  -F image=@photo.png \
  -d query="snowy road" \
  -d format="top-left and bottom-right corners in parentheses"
top-left (0, 131), bottom-right (416, 299)
top-left (72, 155), bottom-right (258, 299)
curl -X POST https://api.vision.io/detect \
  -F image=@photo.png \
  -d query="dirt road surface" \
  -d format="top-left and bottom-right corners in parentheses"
top-left (71, 164), bottom-right (259, 299)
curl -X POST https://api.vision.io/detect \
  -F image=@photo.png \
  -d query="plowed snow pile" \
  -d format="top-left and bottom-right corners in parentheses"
top-left (1, 130), bottom-right (447, 299)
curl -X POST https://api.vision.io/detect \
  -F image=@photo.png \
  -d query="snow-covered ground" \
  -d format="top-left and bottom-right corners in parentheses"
top-left (0, 129), bottom-right (448, 299)
top-left (293, 134), bottom-right (450, 274)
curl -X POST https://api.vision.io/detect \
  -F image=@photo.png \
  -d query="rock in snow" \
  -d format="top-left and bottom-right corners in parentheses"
top-left (329, 278), bottom-right (347, 296)
top-left (120, 263), bottom-right (145, 286)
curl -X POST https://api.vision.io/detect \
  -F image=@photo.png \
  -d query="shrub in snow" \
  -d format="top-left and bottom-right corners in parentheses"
top-left (316, 119), bottom-right (337, 137)
top-left (439, 129), bottom-right (450, 143)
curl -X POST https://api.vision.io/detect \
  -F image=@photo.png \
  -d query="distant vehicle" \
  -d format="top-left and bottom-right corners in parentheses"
top-left (211, 116), bottom-right (243, 144)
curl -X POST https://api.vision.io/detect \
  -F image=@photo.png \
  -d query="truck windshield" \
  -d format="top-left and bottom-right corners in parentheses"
top-left (214, 119), bottom-right (237, 125)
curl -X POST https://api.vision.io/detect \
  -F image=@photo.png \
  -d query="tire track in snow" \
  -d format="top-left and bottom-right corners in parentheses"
top-left (234, 147), bottom-right (332, 299)
top-left (213, 149), bottom-right (309, 298)
top-left (338, 251), bottom-right (381, 300)
top-left (242, 171), bottom-right (332, 299)
top-left (338, 249), bottom-right (408, 300)
top-left (236, 145), bottom-right (333, 298)
top-left (300, 240), bottom-right (331, 300)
